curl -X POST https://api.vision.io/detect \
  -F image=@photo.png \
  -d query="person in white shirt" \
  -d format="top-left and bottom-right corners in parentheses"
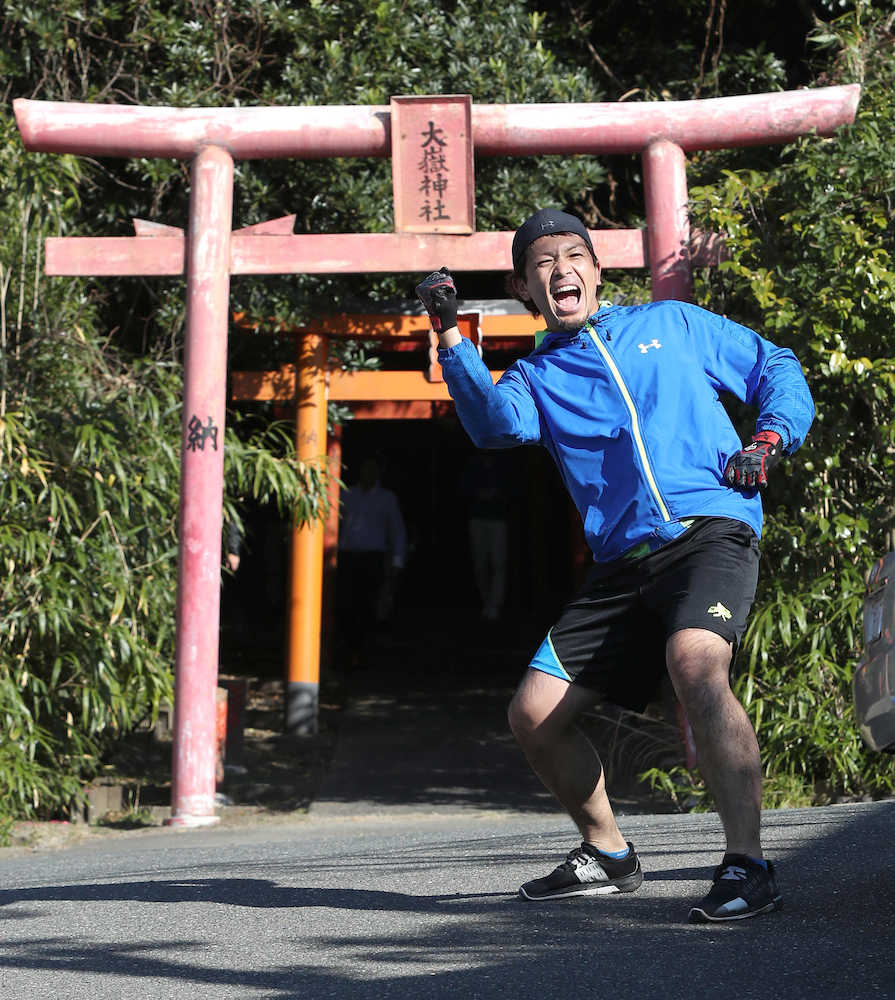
top-left (337, 458), bottom-right (407, 666)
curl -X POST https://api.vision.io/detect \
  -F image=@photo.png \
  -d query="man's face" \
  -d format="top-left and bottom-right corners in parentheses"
top-left (511, 233), bottom-right (602, 333)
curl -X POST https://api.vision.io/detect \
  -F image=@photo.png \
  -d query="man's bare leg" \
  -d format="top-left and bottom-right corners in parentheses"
top-left (666, 628), bottom-right (763, 857)
top-left (507, 668), bottom-right (627, 852)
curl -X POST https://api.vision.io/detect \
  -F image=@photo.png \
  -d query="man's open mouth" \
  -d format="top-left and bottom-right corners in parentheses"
top-left (552, 283), bottom-right (581, 313)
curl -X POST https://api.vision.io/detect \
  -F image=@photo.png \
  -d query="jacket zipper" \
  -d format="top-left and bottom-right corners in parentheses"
top-left (585, 322), bottom-right (672, 523)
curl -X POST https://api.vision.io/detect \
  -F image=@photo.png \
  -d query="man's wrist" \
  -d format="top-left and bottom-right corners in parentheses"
top-left (438, 325), bottom-right (462, 349)
top-left (753, 429), bottom-right (782, 448)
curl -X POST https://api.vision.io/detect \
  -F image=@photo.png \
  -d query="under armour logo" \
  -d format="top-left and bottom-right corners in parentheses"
top-left (707, 602), bottom-right (732, 621)
top-left (638, 339), bottom-right (661, 353)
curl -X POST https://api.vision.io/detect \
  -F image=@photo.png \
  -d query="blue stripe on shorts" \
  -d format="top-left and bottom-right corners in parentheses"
top-left (529, 630), bottom-right (572, 681)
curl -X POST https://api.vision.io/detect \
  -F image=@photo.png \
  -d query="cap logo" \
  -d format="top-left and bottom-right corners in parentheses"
top-left (539, 221), bottom-right (556, 231)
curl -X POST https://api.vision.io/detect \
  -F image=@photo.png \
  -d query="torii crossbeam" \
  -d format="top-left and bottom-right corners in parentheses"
top-left (14, 85), bottom-right (859, 826)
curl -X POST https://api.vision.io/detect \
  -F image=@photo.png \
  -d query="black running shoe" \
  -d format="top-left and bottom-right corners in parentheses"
top-left (688, 853), bottom-right (782, 923)
top-left (519, 842), bottom-right (643, 901)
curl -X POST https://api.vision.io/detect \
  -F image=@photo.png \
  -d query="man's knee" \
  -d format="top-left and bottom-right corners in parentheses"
top-left (666, 628), bottom-right (734, 710)
top-left (507, 670), bottom-right (594, 748)
top-left (507, 687), bottom-right (544, 745)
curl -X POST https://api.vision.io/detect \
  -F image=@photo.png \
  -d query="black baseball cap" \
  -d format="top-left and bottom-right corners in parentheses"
top-left (512, 208), bottom-right (596, 274)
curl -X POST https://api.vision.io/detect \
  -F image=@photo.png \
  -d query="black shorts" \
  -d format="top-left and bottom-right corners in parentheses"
top-left (528, 517), bottom-right (760, 712)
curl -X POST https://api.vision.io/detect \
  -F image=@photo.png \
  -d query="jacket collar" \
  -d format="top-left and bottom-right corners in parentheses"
top-left (535, 301), bottom-right (616, 351)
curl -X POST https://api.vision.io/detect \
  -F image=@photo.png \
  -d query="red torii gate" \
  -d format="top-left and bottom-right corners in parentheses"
top-left (14, 85), bottom-right (859, 826)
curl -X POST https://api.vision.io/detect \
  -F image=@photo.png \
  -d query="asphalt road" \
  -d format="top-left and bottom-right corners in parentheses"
top-left (0, 800), bottom-right (893, 1000)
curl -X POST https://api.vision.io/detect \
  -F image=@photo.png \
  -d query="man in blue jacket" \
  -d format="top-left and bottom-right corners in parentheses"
top-left (415, 208), bottom-right (814, 923)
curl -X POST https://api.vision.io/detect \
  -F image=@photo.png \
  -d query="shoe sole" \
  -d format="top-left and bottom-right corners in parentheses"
top-left (519, 870), bottom-right (644, 901)
top-left (688, 897), bottom-right (782, 923)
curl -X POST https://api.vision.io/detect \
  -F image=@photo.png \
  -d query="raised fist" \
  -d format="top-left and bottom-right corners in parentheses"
top-left (415, 266), bottom-right (458, 333)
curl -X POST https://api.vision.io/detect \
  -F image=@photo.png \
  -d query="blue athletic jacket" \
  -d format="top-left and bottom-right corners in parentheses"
top-left (438, 299), bottom-right (815, 563)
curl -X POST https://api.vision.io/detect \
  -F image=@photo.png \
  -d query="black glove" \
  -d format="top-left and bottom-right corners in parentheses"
top-left (724, 430), bottom-right (782, 489)
top-left (415, 267), bottom-right (457, 333)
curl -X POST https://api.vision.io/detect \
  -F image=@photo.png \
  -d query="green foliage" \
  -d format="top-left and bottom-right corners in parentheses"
top-left (734, 561), bottom-right (893, 805)
top-left (0, 353), bottom-right (179, 819)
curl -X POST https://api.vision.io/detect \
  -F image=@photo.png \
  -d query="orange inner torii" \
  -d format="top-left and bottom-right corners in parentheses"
top-left (231, 308), bottom-right (547, 716)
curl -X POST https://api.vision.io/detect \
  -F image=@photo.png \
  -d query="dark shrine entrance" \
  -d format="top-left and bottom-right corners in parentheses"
top-left (336, 416), bottom-right (581, 631)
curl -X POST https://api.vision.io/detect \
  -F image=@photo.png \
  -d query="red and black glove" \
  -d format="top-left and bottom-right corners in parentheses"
top-left (724, 430), bottom-right (782, 489)
top-left (415, 266), bottom-right (457, 333)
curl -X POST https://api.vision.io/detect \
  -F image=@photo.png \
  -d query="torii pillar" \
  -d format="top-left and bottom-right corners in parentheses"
top-left (14, 84), bottom-right (859, 824)
top-left (171, 145), bottom-right (234, 820)
top-left (287, 332), bottom-right (329, 733)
